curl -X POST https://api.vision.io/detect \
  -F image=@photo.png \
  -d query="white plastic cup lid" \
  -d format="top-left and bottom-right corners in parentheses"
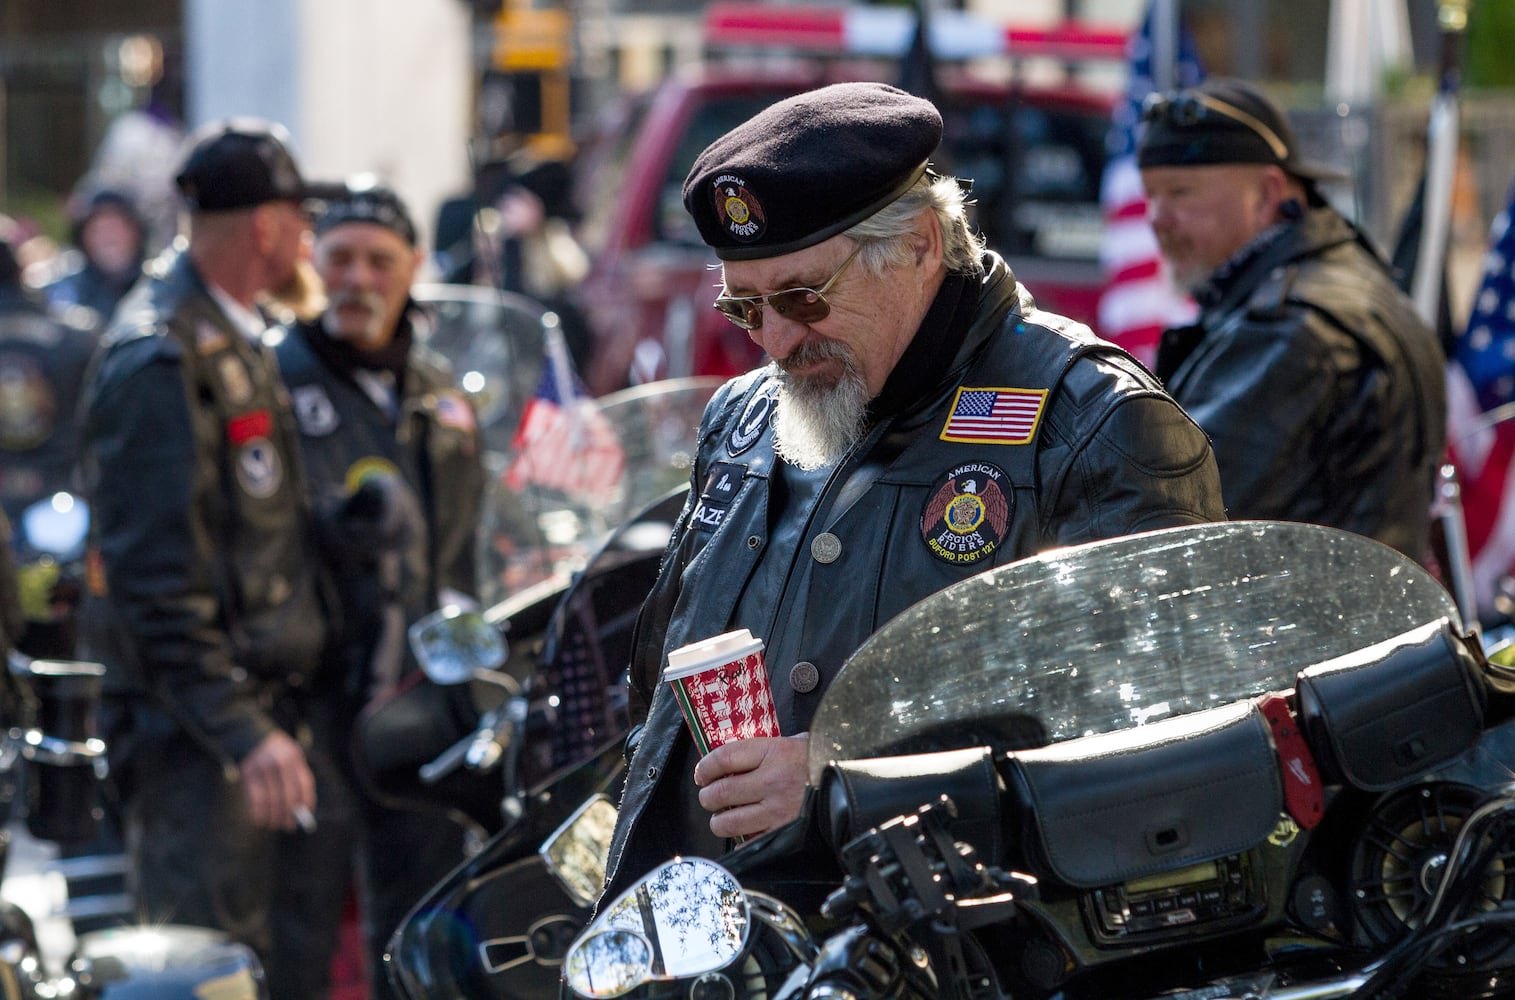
top-left (664, 628), bottom-right (765, 681)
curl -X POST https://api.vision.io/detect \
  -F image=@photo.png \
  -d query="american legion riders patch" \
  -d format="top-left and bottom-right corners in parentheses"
top-left (939, 387), bottom-right (1047, 444)
top-left (920, 462), bottom-right (1011, 565)
top-left (711, 174), bottom-right (766, 245)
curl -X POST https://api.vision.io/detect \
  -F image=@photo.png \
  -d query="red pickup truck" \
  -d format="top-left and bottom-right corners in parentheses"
top-left (572, 36), bottom-right (1118, 395)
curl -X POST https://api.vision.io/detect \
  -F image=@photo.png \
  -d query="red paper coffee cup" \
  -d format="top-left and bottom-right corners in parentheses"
top-left (664, 629), bottom-right (779, 755)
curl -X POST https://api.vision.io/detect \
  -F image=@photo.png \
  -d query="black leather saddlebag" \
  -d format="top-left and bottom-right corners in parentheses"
top-left (823, 746), bottom-right (1005, 866)
top-left (1003, 701), bottom-right (1281, 888)
top-left (1295, 617), bottom-right (1485, 792)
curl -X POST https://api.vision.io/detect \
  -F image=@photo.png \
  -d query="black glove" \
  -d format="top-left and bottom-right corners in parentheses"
top-left (317, 473), bottom-right (421, 566)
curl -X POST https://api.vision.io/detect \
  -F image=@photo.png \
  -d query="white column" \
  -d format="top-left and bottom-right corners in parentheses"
top-left (183, 0), bottom-right (473, 252)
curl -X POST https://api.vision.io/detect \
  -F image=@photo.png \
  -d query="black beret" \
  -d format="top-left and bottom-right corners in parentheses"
top-left (175, 117), bottom-right (346, 212)
top-left (683, 82), bottom-right (943, 261)
top-left (314, 180), bottom-right (418, 246)
top-left (1136, 78), bottom-right (1347, 184)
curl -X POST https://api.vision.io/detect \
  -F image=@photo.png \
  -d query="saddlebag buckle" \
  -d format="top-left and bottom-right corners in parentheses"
top-left (1295, 617), bottom-right (1485, 792)
top-left (1003, 700), bottom-right (1281, 888)
top-left (823, 746), bottom-right (1004, 867)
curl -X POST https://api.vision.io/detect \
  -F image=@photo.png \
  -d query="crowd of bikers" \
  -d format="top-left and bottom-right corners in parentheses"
top-left (0, 74), bottom-right (1455, 999)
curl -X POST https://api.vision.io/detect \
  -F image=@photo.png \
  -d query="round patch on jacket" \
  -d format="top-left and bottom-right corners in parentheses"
top-left (236, 438), bottom-right (284, 500)
top-left (0, 352), bottom-right (55, 450)
top-left (727, 389), bottom-right (775, 456)
top-left (920, 462), bottom-right (1011, 565)
top-left (291, 384), bottom-right (339, 437)
top-left (711, 174), bottom-right (766, 244)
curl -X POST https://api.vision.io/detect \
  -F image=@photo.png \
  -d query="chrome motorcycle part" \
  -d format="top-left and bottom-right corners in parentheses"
top-left (408, 605), bottom-right (509, 686)
top-left (540, 794), bottom-right (618, 908)
top-left (565, 857), bottom-right (750, 997)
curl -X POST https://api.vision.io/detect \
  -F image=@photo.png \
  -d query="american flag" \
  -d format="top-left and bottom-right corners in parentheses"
top-left (1447, 178), bottom-right (1515, 615)
top-left (1095, 3), bottom-right (1205, 365)
top-left (503, 328), bottom-right (625, 502)
top-left (939, 388), bottom-right (1047, 444)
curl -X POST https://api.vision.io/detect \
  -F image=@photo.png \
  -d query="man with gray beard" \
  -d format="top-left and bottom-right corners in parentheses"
top-left (271, 182), bottom-right (484, 999)
top-left (600, 82), bottom-right (1227, 902)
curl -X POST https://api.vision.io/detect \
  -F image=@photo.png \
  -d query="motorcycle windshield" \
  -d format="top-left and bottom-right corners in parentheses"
top-left (808, 521), bottom-right (1460, 785)
top-left (478, 375), bottom-right (720, 605)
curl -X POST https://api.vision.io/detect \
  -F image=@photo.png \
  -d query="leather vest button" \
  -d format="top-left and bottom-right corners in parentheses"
top-left (811, 532), bottom-right (842, 564)
top-left (747, 535), bottom-right (761, 550)
top-left (646, 766), bottom-right (659, 780)
top-left (790, 661), bottom-right (820, 694)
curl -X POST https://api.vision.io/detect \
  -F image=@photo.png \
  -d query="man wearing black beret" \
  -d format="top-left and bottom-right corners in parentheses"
top-left (1138, 78), bottom-right (1445, 561)
top-left (601, 81), bottom-right (1226, 898)
top-left (271, 182), bottom-right (483, 998)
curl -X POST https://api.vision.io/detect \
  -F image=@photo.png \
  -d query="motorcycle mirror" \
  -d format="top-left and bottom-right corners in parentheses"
top-left (540, 794), bottom-right (618, 908)
top-left (20, 493), bottom-right (89, 562)
top-left (564, 857), bottom-right (750, 998)
top-left (407, 606), bottom-right (508, 686)
top-left (563, 929), bottom-right (653, 999)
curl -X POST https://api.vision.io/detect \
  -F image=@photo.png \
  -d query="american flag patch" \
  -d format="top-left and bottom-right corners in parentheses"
top-left (939, 387), bottom-right (1047, 444)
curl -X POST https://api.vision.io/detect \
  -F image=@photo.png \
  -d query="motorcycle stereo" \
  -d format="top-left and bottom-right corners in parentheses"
top-left (1083, 851), bottom-right (1265, 946)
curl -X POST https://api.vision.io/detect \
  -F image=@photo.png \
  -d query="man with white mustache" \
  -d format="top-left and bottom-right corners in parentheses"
top-left (601, 82), bottom-right (1227, 903)
top-left (270, 182), bottom-right (484, 999)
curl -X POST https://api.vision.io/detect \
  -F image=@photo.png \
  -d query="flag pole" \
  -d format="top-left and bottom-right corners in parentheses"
top-left (1149, 0), bottom-right (1178, 92)
top-left (1410, 0), bottom-right (1471, 326)
top-left (1414, 0), bottom-right (1479, 630)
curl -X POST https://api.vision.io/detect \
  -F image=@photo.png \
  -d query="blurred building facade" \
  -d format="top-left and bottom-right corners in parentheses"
top-left (0, 0), bottom-right (1508, 288)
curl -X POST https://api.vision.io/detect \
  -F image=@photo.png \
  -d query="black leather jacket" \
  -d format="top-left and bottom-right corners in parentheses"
top-left (80, 250), bottom-right (329, 769)
top-left (1155, 206), bottom-right (1446, 562)
top-left (273, 312), bottom-right (484, 697)
top-left (602, 253), bottom-right (1225, 899)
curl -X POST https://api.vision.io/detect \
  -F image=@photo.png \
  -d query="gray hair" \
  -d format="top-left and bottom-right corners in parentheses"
top-left (845, 173), bottom-right (984, 276)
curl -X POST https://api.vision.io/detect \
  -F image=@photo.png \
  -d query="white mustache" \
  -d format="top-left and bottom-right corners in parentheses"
top-left (328, 289), bottom-right (386, 315)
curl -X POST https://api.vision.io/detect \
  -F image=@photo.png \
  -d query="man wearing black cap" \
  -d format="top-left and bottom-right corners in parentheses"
top-left (272, 182), bottom-right (483, 996)
top-left (79, 118), bottom-right (351, 996)
top-left (599, 81), bottom-right (1226, 900)
top-left (1137, 78), bottom-right (1445, 561)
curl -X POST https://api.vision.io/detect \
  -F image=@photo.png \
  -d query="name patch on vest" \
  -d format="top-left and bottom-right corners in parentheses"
top-left (920, 462), bottom-right (1011, 565)
top-left (692, 461), bottom-right (744, 531)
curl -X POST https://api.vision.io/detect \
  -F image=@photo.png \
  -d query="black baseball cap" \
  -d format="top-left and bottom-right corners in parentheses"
top-left (1136, 78), bottom-right (1348, 186)
top-left (683, 82), bottom-right (944, 261)
top-left (175, 117), bottom-right (346, 212)
top-left (313, 179), bottom-right (418, 246)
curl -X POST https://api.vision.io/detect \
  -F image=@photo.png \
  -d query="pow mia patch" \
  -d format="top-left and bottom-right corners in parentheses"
top-left (920, 462), bottom-right (1011, 565)
top-left (691, 461), bottom-right (744, 532)
top-left (291, 384), bottom-right (340, 437)
top-left (727, 390), bottom-right (775, 456)
top-left (236, 438), bottom-right (284, 500)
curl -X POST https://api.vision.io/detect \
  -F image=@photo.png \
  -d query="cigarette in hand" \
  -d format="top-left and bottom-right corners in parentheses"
top-left (292, 804), bottom-right (317, 833)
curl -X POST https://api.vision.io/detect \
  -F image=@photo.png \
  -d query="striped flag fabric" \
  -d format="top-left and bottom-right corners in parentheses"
top-left (1446, 178), bottom-right (1515, 616)
top-left (1095, 3), bottom-right (1205, 365)
top-left (503, 328), bottom-right (626, 502)
top-left (939, 387), bottom-right (1047, 444)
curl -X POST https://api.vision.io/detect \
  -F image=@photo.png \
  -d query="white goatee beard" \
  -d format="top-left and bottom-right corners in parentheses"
top-left (771, 341), bottom-right (870, 471)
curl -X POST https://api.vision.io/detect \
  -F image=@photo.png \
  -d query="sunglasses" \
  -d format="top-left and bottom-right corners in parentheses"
top-left (712, 244), bottom-right (863, 331)
top-left (1140, 91), bottom-right (1290, 162)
